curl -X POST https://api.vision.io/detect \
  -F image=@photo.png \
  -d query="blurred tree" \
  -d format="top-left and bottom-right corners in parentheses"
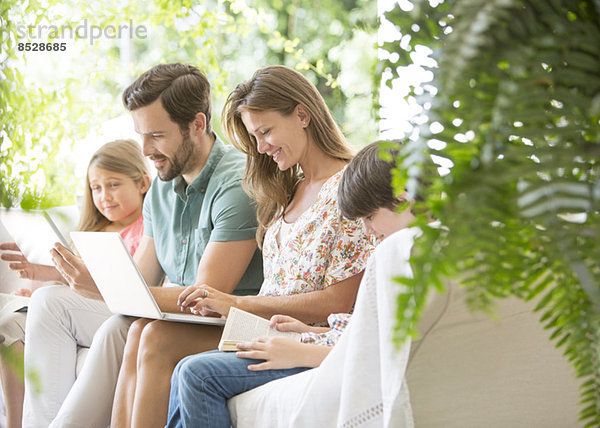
top-left (1, 0), bottom-right (82, 209)
top-left (1, 0), bottom-right (377, 209)
top-left (379, 0), bottom-right (600, 424)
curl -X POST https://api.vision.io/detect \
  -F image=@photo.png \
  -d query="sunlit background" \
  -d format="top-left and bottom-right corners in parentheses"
top-left (2, 0), bottom-right (385, 206)
top-left (2, 0), bottom-right (449, 206)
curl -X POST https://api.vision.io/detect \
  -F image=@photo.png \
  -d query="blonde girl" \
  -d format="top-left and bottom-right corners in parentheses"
top-left (0, 139), bottom-right (150, 428)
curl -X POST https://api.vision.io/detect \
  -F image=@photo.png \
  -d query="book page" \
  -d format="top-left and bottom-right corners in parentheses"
top-left (219, 307), bottom-right (300, 351)
top-left (221, 307), bottom-right (271, 342)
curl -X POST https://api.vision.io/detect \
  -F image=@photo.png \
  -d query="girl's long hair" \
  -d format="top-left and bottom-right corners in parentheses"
top-left (222, 66), bottom-right (353, 245)
top-left (77, 139), bottom-right (150, 232)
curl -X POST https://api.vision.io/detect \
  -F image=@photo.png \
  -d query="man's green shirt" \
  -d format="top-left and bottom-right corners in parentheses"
top-left (143, 137), bottom-right (262, 295)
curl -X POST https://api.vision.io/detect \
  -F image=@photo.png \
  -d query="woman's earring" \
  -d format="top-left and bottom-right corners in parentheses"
top-left (303, 121), bottom-right (307, 126)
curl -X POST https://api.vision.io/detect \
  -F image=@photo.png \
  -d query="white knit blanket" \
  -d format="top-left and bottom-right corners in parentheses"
top-left (228, 228), bottom-right (418, 428)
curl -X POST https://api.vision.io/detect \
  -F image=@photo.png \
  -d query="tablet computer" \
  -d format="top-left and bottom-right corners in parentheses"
top-left (0, 209), bottom-right (72, 266)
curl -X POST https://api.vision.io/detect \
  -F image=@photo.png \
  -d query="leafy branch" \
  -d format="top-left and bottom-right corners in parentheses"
top-left (381, 0), bottom-right (600, 424)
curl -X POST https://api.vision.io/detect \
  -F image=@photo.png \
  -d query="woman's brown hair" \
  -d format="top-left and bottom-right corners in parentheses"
top-left (222, 65), bottom-right (353, 244)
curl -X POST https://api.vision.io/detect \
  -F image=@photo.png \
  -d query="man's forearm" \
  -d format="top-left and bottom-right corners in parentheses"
top-left (150, 286), bottom-right (188, 313)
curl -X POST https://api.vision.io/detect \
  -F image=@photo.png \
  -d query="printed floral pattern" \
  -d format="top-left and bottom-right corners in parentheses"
top-left (259, 169), bottom-right (373, 297)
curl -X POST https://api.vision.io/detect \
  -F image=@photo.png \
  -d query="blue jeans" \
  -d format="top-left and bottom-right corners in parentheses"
top-left (167, 350), bottom-right (309, 428)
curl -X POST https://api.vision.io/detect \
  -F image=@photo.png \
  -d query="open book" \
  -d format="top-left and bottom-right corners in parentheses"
top-left (219, 307), bottom-right (301, 352)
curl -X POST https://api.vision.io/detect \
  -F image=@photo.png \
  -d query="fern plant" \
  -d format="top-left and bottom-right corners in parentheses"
top-left (381, 0), bottom-right (600, 425)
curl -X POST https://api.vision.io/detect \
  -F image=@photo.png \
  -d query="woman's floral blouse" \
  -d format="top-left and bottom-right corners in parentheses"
top-left (259, 169), bottom-right (374, 298)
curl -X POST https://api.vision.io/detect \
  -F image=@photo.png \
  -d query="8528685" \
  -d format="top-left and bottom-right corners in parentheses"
top-left (17, 42), bottom-right (67, 52)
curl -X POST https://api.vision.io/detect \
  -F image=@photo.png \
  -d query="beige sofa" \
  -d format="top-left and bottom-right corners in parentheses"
top-left (407, 282), bottom-right (580, 427)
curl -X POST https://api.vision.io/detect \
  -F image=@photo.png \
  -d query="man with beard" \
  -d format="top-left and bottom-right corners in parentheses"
top-left (22, 64), bottom-right (263, 428)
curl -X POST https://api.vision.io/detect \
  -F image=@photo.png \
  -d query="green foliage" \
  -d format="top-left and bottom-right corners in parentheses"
top-left (381, 0), bottom-right (600, 424)
top-left (0, 344), bottom-right (41, 392)
top-left (1, 0), bottom-right (377, 209)
top-left (1, 0), bottom-right (78, 208)
top-left (0, 343), bottom-right (24, 381)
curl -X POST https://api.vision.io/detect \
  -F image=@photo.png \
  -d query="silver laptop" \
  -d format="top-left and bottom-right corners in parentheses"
top-left (70, 231), bottom-right (225, 326)
top-left (0, 209), bottom-right (72, 266)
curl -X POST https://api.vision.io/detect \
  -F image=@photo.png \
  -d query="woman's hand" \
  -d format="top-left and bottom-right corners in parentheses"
top-left (0, 242), bottom-right (62, 282)
top-left (235, 337), bottom-right (312, 370)
top-left (177, 284), bottom-right (238, 317)
top-left (51, 243), bottom-right (102, 300)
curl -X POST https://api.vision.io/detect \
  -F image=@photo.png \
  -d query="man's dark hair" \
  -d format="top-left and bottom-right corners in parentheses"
top-left (122, 63), bottom-right (212, 135)
top-left (338, 141), bottom-right (400, 219)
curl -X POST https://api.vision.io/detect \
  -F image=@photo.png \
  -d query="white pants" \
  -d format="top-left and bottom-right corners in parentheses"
top-left (22, 285), bottom-right (113, 428)
top-left (49, 314), bottom-right (134, 428)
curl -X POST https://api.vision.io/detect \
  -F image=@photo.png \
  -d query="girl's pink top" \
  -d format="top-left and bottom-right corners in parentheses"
top-left (120, 215), bottom-right (144, 256)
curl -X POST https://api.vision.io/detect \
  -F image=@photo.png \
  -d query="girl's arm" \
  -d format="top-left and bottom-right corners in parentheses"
top-left (0, 242), bottom-right (65, 283)
top-left (51, 243), bottom-right (102, 299)
top-left (235, 337), bottom-right (332, 370)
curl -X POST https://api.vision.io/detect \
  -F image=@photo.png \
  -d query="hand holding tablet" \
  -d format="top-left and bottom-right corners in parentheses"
top-left (0, 209), bottom-right (72, 266)
top-left (0, 241), bottom-right (61, 282)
